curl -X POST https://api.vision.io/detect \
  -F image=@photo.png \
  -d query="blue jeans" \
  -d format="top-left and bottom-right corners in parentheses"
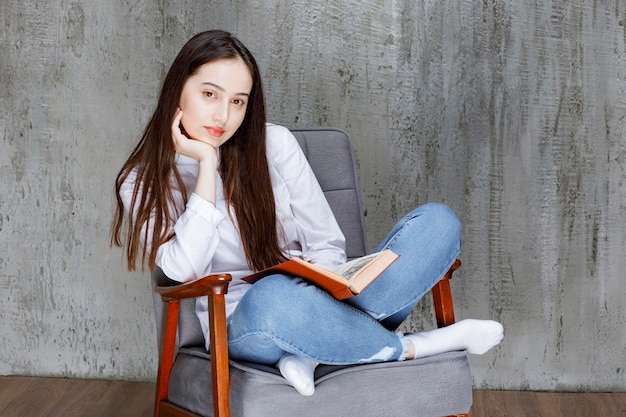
top-left (227, 203), bottom-right (461, 365)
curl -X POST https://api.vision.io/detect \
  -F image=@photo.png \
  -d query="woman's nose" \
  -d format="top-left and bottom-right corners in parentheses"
top-left (212, 101), bottom-right (229, 124)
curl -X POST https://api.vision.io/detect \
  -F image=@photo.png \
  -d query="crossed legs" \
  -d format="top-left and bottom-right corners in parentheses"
top-left (228, 204), bottom-right (504, 395)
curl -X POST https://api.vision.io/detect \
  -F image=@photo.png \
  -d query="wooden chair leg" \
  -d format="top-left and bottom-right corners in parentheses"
top-left (208, 294), bottom-right (230, 417)
top-left (431, 259), bottom-right (461, 328)
top-left (155, 301), bottom-right (180, 417)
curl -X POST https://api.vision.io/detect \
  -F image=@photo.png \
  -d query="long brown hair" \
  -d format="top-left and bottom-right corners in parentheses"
top-left (111, 30), bottom-right (286, 272)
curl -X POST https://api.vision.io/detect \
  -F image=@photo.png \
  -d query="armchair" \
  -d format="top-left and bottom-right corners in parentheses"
top-left (151, 128), bottom-right (473, 417)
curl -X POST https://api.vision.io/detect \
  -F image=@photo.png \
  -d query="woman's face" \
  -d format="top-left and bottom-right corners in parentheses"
top-left (178, 58), bottom-right (253, 148)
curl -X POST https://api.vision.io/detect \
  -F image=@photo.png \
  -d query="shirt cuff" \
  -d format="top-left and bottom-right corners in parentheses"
top-left (186, 193), bottom-right (226, 224)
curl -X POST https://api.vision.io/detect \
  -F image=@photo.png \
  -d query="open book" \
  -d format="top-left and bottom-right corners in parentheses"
top-left (242, 250), bottom-right (399, 299)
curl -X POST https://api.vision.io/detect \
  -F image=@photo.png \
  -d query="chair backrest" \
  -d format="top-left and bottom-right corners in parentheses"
top-left (152, 127), bottom-right (368, 349)
top-left (289, 128), bottom-right (368, 259)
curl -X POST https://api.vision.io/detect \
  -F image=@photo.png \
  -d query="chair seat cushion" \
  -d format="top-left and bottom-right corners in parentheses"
top-left (167, 347), bottom-right (472, 417)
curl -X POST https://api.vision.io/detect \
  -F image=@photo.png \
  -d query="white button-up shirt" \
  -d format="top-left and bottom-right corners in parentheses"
top-left (121, 124), bottom-right (347, 345)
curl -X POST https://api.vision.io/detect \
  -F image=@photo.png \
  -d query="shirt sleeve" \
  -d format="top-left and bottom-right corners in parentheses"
top-left (156, 193), bottom-right (225, 281)
top-left (119, 170), bottom-right (225, 282)
top-left (267, 125), bottom-right (347, 269)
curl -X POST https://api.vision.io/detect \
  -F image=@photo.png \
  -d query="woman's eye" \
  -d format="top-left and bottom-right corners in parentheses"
top-left (232, 99), bottom-right (245, 107)
top-left (203, 91), bottom-right (215, 98)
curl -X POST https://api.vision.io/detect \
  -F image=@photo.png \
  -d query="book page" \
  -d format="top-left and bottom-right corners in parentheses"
top-left (331, 252), bottom-right (381, 280)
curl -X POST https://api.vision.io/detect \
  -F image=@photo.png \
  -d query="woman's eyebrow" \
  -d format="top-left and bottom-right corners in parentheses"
top-left (202, 82), bottom-right (249, 96)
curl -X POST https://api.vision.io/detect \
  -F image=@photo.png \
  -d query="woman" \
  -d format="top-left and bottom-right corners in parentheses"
top-left (112, 30), bottom-right (503, 396)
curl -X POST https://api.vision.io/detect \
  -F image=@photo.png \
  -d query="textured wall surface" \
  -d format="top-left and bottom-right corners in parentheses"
top-left (1, 0), bottom-right (625, 391)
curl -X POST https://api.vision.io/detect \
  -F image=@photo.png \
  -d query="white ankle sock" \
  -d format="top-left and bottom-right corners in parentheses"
top-left (404, 319), bottom-right (504, 359)
top-left (277, 353), bottom-right (318, 396)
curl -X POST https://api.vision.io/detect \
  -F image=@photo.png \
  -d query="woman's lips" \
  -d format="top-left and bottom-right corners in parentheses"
top-left (206, 126), bottom-right (225, 137)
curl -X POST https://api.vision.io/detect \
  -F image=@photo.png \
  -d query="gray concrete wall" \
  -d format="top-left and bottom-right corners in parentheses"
top-left (1, 0), bottom-right (624, 391)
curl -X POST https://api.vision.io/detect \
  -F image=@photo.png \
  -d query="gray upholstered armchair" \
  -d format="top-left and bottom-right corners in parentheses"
top-left (151, 128), bottom-right (473, 417)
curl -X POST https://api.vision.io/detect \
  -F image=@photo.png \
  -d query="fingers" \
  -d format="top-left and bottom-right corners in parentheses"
top-left (172, 108), bottom-right (192, 153)
top-left (173, 107), bottom-right (183, 124)
top-left (172, 108), bottom-right (184, 140)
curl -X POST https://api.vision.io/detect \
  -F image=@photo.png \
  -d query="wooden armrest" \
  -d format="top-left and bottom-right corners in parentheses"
top-left (448, 258), bottom-right (461, 274)
top-left (155, 273), bottom-right (232, 302)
